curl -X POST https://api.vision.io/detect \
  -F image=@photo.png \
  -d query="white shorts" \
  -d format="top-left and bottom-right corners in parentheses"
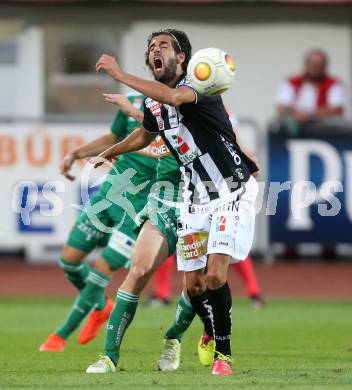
top-left (176, 176), bottom-right (258, 272)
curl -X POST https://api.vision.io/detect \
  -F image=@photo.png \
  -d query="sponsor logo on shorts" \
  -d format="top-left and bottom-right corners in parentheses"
top-left (177, 232), bottom-right (208, 260)
top-left (188, 204), bottom-right (211, 215)
top-left (108, 230), bottom-right (135, 259)
top-left (216, 215), bottom-right (227, 232)
top-left (211, 233), bottom-right (234, 249)
top-left (176, 220), bottom-right (184, 232)
top-left (76, 220), bottom-right (105, 242)
top-left (214, 197), bottom-right (240, 213)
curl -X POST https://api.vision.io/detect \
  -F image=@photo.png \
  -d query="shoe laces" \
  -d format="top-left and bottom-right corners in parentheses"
top-left (201, 336), bottom-right (214, 349)
top-left (162, 340), bottom-right (179, 361)
top-left (93, 354), bottom-right (111, 367)
top-left (216, 352), bottom-right (233, 366)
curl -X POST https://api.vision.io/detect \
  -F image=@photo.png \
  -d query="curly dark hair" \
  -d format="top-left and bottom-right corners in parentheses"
top-left (145, 29), bottom-right (192, 73)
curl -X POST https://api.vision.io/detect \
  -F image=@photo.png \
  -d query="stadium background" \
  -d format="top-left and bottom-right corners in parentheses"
top-left (0, 1), bottom-right (352, 298)
top-left (1, 1), bottom-right (352, 388)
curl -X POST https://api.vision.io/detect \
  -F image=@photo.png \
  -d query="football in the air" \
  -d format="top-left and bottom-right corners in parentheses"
top-left (187, 47), bottom-right (236, 96)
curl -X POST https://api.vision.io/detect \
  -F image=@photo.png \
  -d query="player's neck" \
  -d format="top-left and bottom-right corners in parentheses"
top-left (165, 70), bottom-right (184, 88)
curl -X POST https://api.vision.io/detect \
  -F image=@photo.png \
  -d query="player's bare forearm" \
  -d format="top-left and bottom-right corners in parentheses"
top-left (73, 133), bottom-right (119, 160)
top-left (96, 54), bottom-right (195, 106)
top-left (103, 94), bottom-right (144, 123)
top-left (119, 73), bottom-right (195, 106)
top-left (127, 106), bottom-right (144, 123)
top-left (60, 133), bottom-right (120, 180)
top-left (92, 127), bottom-right (157, 168)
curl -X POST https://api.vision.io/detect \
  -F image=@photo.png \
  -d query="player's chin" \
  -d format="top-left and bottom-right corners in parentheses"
top-left (153, 68), bottom-right (165, 80)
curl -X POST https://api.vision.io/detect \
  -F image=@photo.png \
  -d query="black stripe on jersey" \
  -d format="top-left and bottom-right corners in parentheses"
top-left (158, 130), bottom-right (182, 166)
top-left (184, 165), bottom-right (196, 204)
top-left (180, 115), bottom-right (247, 191)
top-left (160, 105), bottom-right (171, 129)
top-left (192, 158), bottom-right (219, 201)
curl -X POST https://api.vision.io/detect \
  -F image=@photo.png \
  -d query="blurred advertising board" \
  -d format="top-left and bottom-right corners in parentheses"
top-left (0, 122), bottom-right (109, 260)
top-left (268, 125), bottom-right (352, 244)
top-left (0, 119), bottom-right (265, 261)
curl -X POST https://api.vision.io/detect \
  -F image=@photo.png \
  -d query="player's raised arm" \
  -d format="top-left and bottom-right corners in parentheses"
top-left (91, 127), bottom-right (157, 168)
top-left (96, 55), bottom-right (195, 106)
top-left (61, 94), bottom-right (145, 180)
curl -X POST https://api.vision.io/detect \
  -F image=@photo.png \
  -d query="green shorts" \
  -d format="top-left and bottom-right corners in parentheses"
top-left (135, 185), bottom-right (180, 256)
top-left (67, 181), bottom-right (149, 271)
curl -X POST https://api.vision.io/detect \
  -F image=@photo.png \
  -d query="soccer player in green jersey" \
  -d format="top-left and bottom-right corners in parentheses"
top-left (39, 94), bottom-right (161, 352)
top-left (86, 93), bottom-right (182, 373)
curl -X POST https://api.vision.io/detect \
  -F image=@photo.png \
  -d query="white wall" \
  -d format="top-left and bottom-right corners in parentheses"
top-left (121, 20), bottom-right (351, 129)
top-left (0, 5), bottom-right (351, 127)
top-left (0, 25), bottom-right (43, 118)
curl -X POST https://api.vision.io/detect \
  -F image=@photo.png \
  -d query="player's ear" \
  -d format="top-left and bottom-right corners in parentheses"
top-left (177, 52), bottom-right (186, 64)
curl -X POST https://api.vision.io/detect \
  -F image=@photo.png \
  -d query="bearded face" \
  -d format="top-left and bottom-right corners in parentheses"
top-left (148, 34), bottom-right (181, 85)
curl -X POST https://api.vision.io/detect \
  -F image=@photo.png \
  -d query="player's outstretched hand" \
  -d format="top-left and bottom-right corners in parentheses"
top-left (60, 152), bottom-right (76, 181)
top-left (96, 54), bottom-right (123, 81)
top-left (102, 93), bottom-right (139, 117)
top-left (103, 93), bottom-right (130, 107)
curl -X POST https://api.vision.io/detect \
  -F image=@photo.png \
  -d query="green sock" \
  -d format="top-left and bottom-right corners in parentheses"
top-left (59, 257), bottom-right (89, 290)
top-left (55, 269), bottom-right (110, 339)
top-left (165, 292), bottom-right (196, 341)
top-left (104, 289), bottom-right (139, 365)
top-left (59, 257), bottom-right (105, 310)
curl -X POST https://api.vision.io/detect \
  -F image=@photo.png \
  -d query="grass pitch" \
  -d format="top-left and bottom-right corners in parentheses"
top-left (0, 297), bottom-right (351, 389)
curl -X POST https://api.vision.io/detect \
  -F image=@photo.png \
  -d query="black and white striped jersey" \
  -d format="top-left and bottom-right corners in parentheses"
top-left (143, 75), bottom-right (258, 206)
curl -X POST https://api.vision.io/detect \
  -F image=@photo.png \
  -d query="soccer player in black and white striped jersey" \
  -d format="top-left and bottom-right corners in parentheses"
top-left (93, 29), bottom-right (259, 376)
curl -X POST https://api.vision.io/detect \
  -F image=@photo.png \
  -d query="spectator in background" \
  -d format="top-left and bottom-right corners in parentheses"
top-left (276, 49), bottom-right (346, 124)
top-left (276, 49), bottom-right (346, 260)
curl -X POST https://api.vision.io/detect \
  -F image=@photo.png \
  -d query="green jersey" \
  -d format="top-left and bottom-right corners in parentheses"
top-left (100, 95), bottom-right (158, 195)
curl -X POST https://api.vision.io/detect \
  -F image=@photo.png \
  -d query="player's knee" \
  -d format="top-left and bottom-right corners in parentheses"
top-left (62, 246), bottom-right (86, 264)
top-left (206, 270), bottom-right (226, 290)
top-left (129, 263), bottom-right (154, 285)
top-left (186, 273), bottom-right (206, 297)
top-left (93, 258), bottom-right (115, 279)
top-left (206, 253), bottom-right (230, 289)
top-left (187, 284), bottom-right (205, 297)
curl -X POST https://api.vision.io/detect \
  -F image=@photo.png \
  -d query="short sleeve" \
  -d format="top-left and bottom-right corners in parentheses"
top-left (328, 83), bottom-right (346, 108)
top-left (276, 80), bottom-right (295, 106)
top-left (176, 77), bottom-right (200, 104)
top-left (142, 102), bottom-right (159, 133)
top-left (110, 109), bottom-right (128, 138)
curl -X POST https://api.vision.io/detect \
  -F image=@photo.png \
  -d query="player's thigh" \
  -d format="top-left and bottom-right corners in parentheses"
top-left (120, 221), bottom-right (169, 294)
top-left (99, 224), bottom-right (138, 276)
top-left (136, 199), bottom-right (178, 258)
top-left (132, 220), bottom-right (169, 274)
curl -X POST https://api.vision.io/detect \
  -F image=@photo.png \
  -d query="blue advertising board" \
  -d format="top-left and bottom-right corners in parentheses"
top-left (268, 131), bottom-right (352, 244)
